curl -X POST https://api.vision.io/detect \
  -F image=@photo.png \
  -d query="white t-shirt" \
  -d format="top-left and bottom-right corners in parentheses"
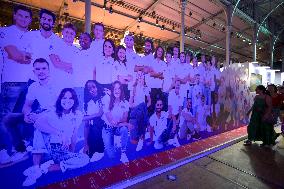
top-left (112, 61), bottom-right (129, 82)
top-left (176, 63), bottom-right (191, 95)
top-left (132, 84), bottom-right (150, 107)
top-left (21, 30), bottom-right (62, 81)
top-left (189, 66), bottom-right (200, 85)
top-left (0, 25), bottom-right (33, 82)
top-left (192, 84), bottom-right (203, 107)
top-left (89, 39), bottom-right (104, 60)
top-left (85, 99), bottom-right (102, 115)
top-left (149, 111), bottom-right (169, 141)
top-left (46, 110), bottom-right (83, 143)
top-left (73, 48), bottom-right (96, 87)
top-left (197, 104), bottom-right (209, 126)
top-left (102, 100), bottom-right (129, 125)
top-left (26, 78), bottom-right (64, 110)
top-left (95, 56), bottom-right (115, 84)
top-left (126, 50), bottom-right (141, 74)
top-left (54, 41), bottom-right (79, 87)
top-left (171, 58), bottom-right (180, 67)
top-left (168, 90), bottom-right (184, 115)
top-left (163, 63), bottom-right (176, 92)
top-left (203, 69), bottom-right (215, 91)
top-left (147, 59), bottom-right (166, 89)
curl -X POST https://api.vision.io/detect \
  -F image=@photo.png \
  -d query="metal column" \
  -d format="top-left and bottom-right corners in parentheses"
top-left (180, 0), bottom-right (186, 52)
top-left (85, 0), bottom-right (91, 33)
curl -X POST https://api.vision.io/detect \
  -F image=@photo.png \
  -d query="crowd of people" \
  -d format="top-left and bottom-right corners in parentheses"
top-left (0, 5), bottom-right (283, 187)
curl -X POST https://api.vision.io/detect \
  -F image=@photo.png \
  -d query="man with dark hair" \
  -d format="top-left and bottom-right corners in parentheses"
top-left (172, 46), bottom-right (180, 66)
top-left (0, 4), bottom-right (33, 165)
top-left (90, 22), bottom-right (105, 58)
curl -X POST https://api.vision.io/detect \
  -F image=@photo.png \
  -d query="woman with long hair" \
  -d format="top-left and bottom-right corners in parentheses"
top-left (244, 85), bottom-right (278, 146)
top-left (102, 81), bottom-right (130, 163)
top-left (113, 45), bottom-right (133, 100)
top-left (23, 88), bottom-right (89, 186)
top-left (83, 80), bottom-right (105, 162)
top-left (94, 39), bottom-right (116, 89)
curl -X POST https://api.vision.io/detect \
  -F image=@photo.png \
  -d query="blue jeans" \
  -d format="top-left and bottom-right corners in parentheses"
top-left (129, 103), bottom-right (149, 141)
top-left (158, 119), bottom-right (175, 144)
top-left (203, 86), bottom-right (211, 105)
top-left (102, 125), bottom-right (128, 158)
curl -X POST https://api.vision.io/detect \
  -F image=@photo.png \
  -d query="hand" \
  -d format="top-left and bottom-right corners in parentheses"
top-left (83, 145), bottom-right (89, 154)
top-left (61, 132), bottom-right (71, 150)
top-left (23, 52), bottom-right (32, 64)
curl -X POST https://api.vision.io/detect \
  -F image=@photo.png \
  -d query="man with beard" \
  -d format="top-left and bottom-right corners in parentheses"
top-left (21, 9), bottom-right (63, 84)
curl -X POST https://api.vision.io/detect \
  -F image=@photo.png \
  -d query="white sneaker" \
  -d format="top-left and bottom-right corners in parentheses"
top-left (0, 149), bottom-right (11, 164)
top-left (172, 137), bottom-right (180, 147)
top-left (10, 151), bottom-right (27, 162)
top-left (120, 152), bottom-right (129, 163)
top-left (136, 139), bottom-right (144, 152)
top-left (167, 139), bottom-right (174, 145)
top-left (154, 141), bottom-right (163, 149)
top-left (90, 152), bottom-right (104, 162)
top-left (22, 166), bottom-right (42, 186)
top-left (114, 136), bottom-right (122, 148)
top-left (186, 134), bottom-right (191, 141)
top-left (60, 161), bottom-right (67, 173)
top-left (40, 160), bottom-right (55, 174)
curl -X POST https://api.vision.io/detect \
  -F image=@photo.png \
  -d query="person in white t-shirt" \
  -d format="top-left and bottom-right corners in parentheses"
top-left (22, 88), bottom-right (89, 186)
top-left (0, 5), bottom-right (33, 165)
top-left (89, 23), bottom-right (105, 59)
top-left (188, 55), bottom-right (200, 100)
top-left (129, 71), bottom-right (151, 151)
top-left (102, 81), bottom-right (130, 163)
top-left (203, 59), bottom-right (214, 106)
top-left (163, 50), bottom-right (176, 93)
top-left (82, 80), bottom-right (105, 162)
top-left (72, 32), bottom-right (95, 111)
top-left (196, 95), bottom-right (210, 132)
top-left (94, 39), bottom-right (115, 88)
top-left (192, 74), bottom-right (204, 116)
top-left (175, 52), bottom-right (190, 99)
top-left (48, 23), bottom-right (78, 88)
top-left (171, 46), bottom-right (180, 67)
top-left (0, 5), bottom-right (33, 84)
top-left (21, 9), bottom-right (63, 82)
top-left (148, 46), bottom-right (167, 115)
top-left (179, 98), bottom-right (199, 140)
top-left (113, 45), bottom-right (133, 100)
top-left (149, 99), bottom-right (175, 149)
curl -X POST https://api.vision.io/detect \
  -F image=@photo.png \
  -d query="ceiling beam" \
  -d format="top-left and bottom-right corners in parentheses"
top-left (124, 0), bottom-right (162, 31)
top-left (190, 10), bottom-right (224, 30)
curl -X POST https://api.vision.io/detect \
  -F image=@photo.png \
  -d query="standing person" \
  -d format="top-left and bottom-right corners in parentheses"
top-left (102, 81), bottom-right (130, 163)
top-left (267, 84), bottom-right (281, 126)
top-left (163, 50), bottom-right (176, 94)
top-left (129, 71), bottom-right (151, 151)
top-left (148, 99), bottom-right (175, 149)
top-left (196, 95), bottom-right (210, 132)
top-left (49, 22), bottom-right (78, 88)
top-left (203, 59), bottom-right (214, 106)
top-left (148, 46), bottom-right (167, 115)
top-left (0, 5), bottom-right (33, 164)
top-left (21, 9), bottom-right (63, 82)
top-left (83, 80), bottom-right (105, 162)
top-left (188, 55), bottom-right (200, 100)
top-left (90, 23), bottom-right (105, 59)
top-left (171, 46), bottom-right (180, 66)
top-left (23, 88), bottom-right (89, 186)
top-left (244, 85), bottom-right (277, 146)
top-left (94, 39), bottom-right (115, 89)
top-left (113, 45), bottom-right (133, 100)
top-left (191, 74), bottom-right (204, 116)
top-left (73, 32), bottom-right (95, 109)
top-left (0, 5), bottom-right (33, 86)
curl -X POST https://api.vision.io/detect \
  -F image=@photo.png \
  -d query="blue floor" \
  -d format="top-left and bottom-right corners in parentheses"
top-left (0, 128), bottom-right (232, 189)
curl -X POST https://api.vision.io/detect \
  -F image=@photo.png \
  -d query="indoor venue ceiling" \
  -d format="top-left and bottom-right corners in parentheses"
top-left (1, 0), bottom-right (284, 65)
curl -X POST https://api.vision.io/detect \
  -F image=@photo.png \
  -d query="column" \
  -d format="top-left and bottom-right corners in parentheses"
top-left (85, 0), bottom-right (91, 33)
top-left (180, 0), bottom-right (186, 52)
top-left (270, 36), bottom-right (274, 68)
top-left (225, 5), bottom-right (232, 66)
top-left (252, 23), bottom-right (257, 62)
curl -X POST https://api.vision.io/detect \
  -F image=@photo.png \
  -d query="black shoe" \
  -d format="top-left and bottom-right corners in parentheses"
top-left (243, 140), bottom-right (252, 146)
top-left (192, 133), bottom-right (201, 140)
